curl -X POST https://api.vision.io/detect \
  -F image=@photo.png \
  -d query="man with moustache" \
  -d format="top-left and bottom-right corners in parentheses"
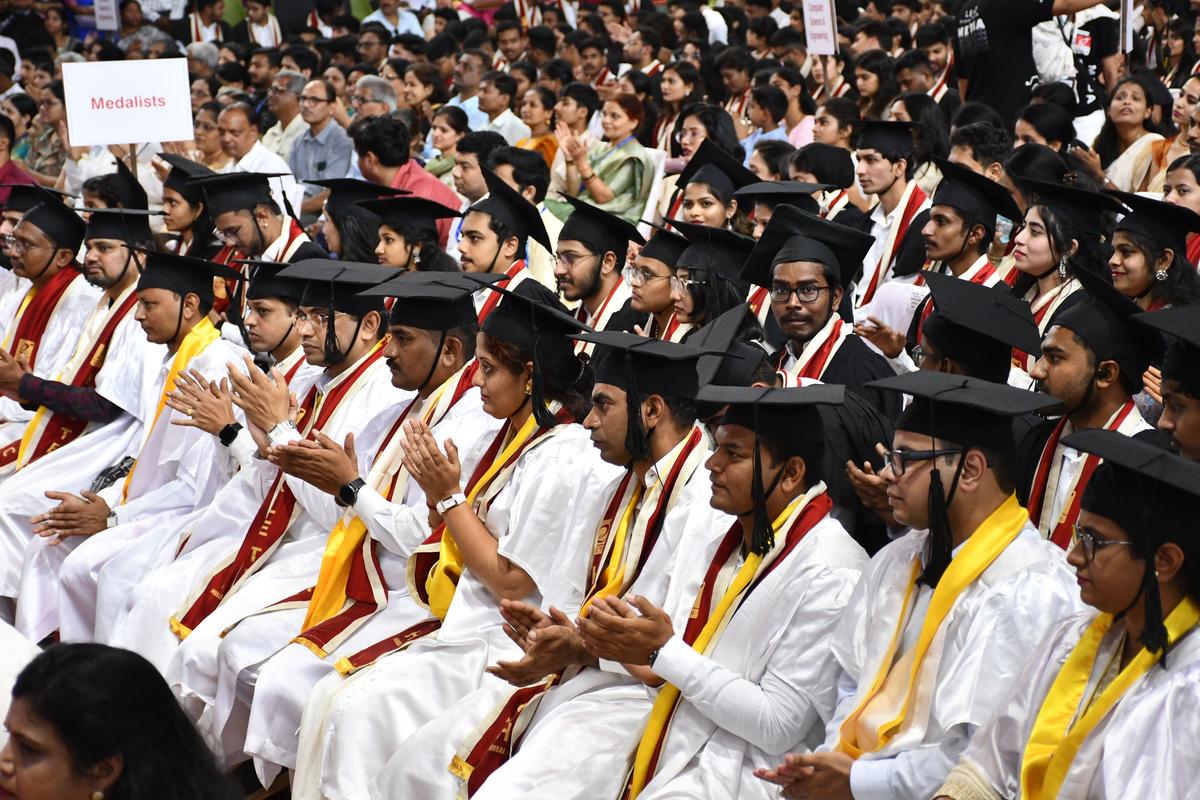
top-left (554, 197), bottom-right (641, 354)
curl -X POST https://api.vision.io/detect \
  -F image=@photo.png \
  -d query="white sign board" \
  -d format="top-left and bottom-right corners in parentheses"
top-left (1121, 0), bottom-right (1135, 54)
top-left (93, 0), bottom-right (119, 31)
top-left (62, 60), bottom-right (194, 148)
top-left (802, 0), bottom-right (839, 56)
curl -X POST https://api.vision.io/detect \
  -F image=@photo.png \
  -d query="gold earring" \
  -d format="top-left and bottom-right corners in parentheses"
top-left (524, 381), bottom-right (532, 396)
top-left (92, 792), bottom-right (104, 800)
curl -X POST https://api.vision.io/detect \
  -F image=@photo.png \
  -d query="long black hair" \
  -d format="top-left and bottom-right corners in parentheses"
top-left (671, 101), bottom-right (743, 160)
top-left (11, 644), bottom-right (235, 800)
top-left (1114, 227), bottom-right (1200, 307)
top-left (896, 91), bottom-right (949, 167)
top-left (1093, 74), bottom-right (1170, 168)
top-left (386, 222), bottom-right (460, 272)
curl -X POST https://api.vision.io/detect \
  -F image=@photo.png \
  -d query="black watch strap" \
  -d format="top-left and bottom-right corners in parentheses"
top-left (336, 477), bottom-right (366, 508)
top-left (218, 422), bottom-right (244, 447)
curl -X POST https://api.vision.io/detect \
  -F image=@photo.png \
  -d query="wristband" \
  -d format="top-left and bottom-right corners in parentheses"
top-left (218, 421), bottom-right (243, 447)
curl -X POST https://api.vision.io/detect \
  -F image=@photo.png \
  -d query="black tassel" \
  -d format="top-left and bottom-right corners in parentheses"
top-left (750, 433), bottom-right (773, 555)
top-left (1141, 562), bottom-right (1169, 665)
top-left (623, 350), bottom-right (651, 462)
top-left (530, 328), bottom-right (556, 428)
top-left (920, 465), bottom-right (954, 589)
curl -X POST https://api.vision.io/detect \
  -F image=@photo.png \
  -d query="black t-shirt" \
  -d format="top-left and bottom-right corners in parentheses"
top-left (1069, 16), bottom-right (1121, 115)
top-left (954, 0), bottom-right (1056, 122)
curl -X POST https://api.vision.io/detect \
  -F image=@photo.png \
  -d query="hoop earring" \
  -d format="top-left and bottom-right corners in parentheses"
top-left (1155, 269), bottom-right (1169, 282)
top-left (1057, 256), bottom-right (1068, 280)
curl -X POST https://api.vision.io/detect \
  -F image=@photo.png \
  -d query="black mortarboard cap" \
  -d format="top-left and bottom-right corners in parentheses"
top-left (1135, 306), bottom-right (1200, 395)
top-left (741, 204), bottom-right (874, 288)
top-left (190, 172), bottom-right (285, 217)
top-left (23, 198), bottom-right (87, 253)
top-left (359, 271), bottom-right (481, 331)
top-left (696, 383), bottom-right (846, 554)
top-left (160, 154), bottom-right (216, 205)
top-left (1068, 427), bottom-right (1200, 661)
top-left (1021, 177), bottom-right (1124, 236)
top-left (577, 331), bottom-right (708, 399)
top-left (356, 194), bottom-right (461, 235)
top-left (856, 120), bottom-right (916, 159)
top-left (469, 167), bottom-right (551, 251)
top-left (666, 218), bottom-right (755, 287)
top-left (638, 224), bottom-right (691, 267)
top-left (309, 178), bottom-right (409, 222)
top-left (1052, 267), bottom-right (1163, 392)
top-left (236, 259), bottom-right (308, 303)
top-left (277, 258), bottom-right (394, 316)
top-left (559, 195), bottom-right (645, 253)
top-left (1106, 189), bottom-right (1200, 262)
top-left (690, 305), bottom-right (767, 387)
top-left (82, 207), bottom-right (156, 243)
top-left (919, 272), bottom-right (1041, 382)
top-left (732, 181), bottom-right (830, 215)
top-left (110, 158), bottom-right (148, 210)
top-left (1, 184), bottom-right (70, 213)
top-left (675, 139), bottom-right (759, 202)
top-left (135, 249), bottom-right (243, 307)
top-left (473, 277), bottom-right (588, 426)
top-left (930, 156), bottom-right (1021, 227)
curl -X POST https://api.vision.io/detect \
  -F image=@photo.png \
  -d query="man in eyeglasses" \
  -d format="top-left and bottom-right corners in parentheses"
top-left (758, 371), bottom-right (1083, 800)
top-left (742, 206), bottom-right (900, 419)
top-left (289, 79), bottom-right (355, 226)
top-left (261, 70), bottom-right (308, 162)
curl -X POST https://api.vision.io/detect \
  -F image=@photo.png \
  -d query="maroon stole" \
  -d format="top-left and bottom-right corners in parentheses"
top-left (1026, 400), bottom-right (1137, 549)
top-left (288, 364), bottom-right (481, 655)
top-left (477, 261), bottom-right (528, 324)
top-left (209, 244), bottom-right (247, 318)
top-left (858, 184), bottom-right (928, 307)
top-left (170, 348), bottom-right (385, 636)
top-left (333, 411), bottom-right (570, 676)
top-left (625, 492), bottom-right (834, 797)
top-left (453, 430), bottom-right (706, 794)
top-left (11, 290), bottom-right (140, 468)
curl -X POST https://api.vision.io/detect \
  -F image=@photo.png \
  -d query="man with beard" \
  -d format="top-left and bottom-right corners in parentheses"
top-left (554, 196), bottom-right (642, 354)
top-left (742, 205), bottom-right (901, 419)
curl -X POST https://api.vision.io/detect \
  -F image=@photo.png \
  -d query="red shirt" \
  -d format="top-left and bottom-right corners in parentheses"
top-left (0, 159), bottom-right (35, 206)
top-left (388, 160), bottom-right (462, 248)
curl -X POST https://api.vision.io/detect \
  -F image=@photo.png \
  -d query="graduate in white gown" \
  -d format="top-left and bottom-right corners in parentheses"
top-left (0, 210), bottom-right (164, 640)
top-left (3, 250), bottom-right (245, 638)
top-left (759, 371), bottom-right (1085, 800)
top-left (934, 431), bottom-right (1200, 800)
top-left (212, 272), bottom-right (501, 787)
top-left (378, 328), bottom-right (725, 798)
top-left (290, 279), bottom-right (621, 800)
top-left (0, 191), bottom-right (100, 472)
top-left (69, 260), bottom-right (314, 646)
top-left (115, 261), bottom-right (404, 681)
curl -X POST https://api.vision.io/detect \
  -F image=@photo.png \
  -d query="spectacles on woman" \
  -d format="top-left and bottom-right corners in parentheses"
top-left (1071, 523), bottom-right (1136, 563)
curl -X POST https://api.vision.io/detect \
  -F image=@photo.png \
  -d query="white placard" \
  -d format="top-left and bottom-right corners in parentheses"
top-left (1121, 0), bottom-right (1135, 54)
top-left (93, 0), bottom-right (119, 31)
top-left (802, 0), bottom-right (838, 56)
top-left (62, 60), bottom-right (194, 148)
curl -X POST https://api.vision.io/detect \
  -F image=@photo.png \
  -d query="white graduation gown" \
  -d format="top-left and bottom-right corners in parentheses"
top-left (384, 472), bottom-right (733, 800)
top-left (0, 620), bottom-right (39, 730)
top-left (959, 609), bottom-right (1200, 799)
top-left (8, 335), bottom-right (247, 641)
top-left (290, 424), bottom-right (622, 800)
top-left (821, 524), bottom-right (1085, 800)
top-left (221, 390), bottom-right (500, 785)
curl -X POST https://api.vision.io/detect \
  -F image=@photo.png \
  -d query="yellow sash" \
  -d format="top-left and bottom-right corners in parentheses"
top-left (835, 493), bottom-right (1028, 757)
top-left (580, 482), bottom-right (644, 617)
top-left (1, 288), bottom-right (35, 351)
top-left (300, 370), bottom-right (463, 630)
top-left (627, 491), bottom-right (810, 798)
top-left (120, 317), bottom-right (221, 503)
top-left (426, 409), bottom-right (544, 620)
top-left (1020, 596), bottom-right (1200, 799)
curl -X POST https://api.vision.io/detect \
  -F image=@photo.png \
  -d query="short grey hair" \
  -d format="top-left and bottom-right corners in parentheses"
top-left (276, 69), bottom-right (307, 96)
top-left (186, 41), bottom-right (220, 70)
top-left (355, 75), bottom-right (398, 112)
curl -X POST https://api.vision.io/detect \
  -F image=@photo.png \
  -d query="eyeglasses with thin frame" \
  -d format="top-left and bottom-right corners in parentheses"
top-left (881, 447), bottom-right (964, 476)
top-left (673, 126), bottom-right (705, 143)
top-left (299, 95), bottom-right (330, 105)
top-left (1071, 523), bottom-right (1136, 563)
top-left (622, 264), bottom-right (672, 287)
top-left (350, 94), bottom-right (373, 106)
top-left (295, 310), bottom-right (340, 327)
top-left (553, 251), bottom-right (597, 269)
top-left (7, 236), bottom-right (47, 253)
top-left (769, 283), bottom-right (831, 304)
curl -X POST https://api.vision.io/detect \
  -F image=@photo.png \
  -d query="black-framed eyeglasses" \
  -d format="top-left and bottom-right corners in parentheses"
top-left (1071, 523), bottom-right (1136, 563)
top-left (882, 447), bottom-right (963, 476)
top-left (769, 284), bottom-right (830, 304)
top-left (299, 95), bottom-right (330, 105)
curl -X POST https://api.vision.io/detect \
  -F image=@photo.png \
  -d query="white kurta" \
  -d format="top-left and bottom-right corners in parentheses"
top-left (387, 472), bottom-right (733, 800)
top-left (0, 276), bottom-right (101, 441)
top-left (291, 424), bottom-right (622, 800)
top-left (823, 523), bottom-right (1085, 800)
top-left (959, 609), bottom-right (1200, 799)
top-left (112, 358), bottom-right (401, 673)
top-left (225, 390), bottom-right (500, 786)
top-left (49, 337), bottom-right (251, 642)
top-left (233, 141), bottom-right (304, 219)
top-left (8, 334), bottom-right (246, 642)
